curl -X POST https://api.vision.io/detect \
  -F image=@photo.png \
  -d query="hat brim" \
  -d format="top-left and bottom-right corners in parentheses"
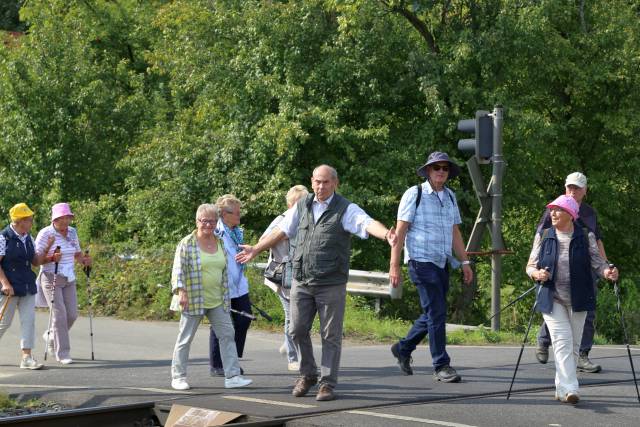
top-left (417, 162), bottom-right (460, 180)
top-left (545, 203), bottom-right (578, 221)
top-left (52, 212), bottom-right (75, 221)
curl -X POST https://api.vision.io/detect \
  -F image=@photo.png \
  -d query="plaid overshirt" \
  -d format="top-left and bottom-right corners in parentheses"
top-left (170, 231), bottom-right (230, 315)
top-left (397, 181), bottom-right (461, 268)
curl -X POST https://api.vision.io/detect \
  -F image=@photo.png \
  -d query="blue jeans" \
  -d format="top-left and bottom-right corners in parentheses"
top-left (277, 288), bottom-right (298, 363)
top-left (398, 261), bottom-right (451, 370)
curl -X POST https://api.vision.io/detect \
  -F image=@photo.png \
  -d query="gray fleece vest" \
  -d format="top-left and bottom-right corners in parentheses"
top-left (292, 193), bottom-right (351, 286)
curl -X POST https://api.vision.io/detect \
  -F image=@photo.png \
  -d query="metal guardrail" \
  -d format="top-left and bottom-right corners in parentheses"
top-left (254, 263), bottom-right (402, 300)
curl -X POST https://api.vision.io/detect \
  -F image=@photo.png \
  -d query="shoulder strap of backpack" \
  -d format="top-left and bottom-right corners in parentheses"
top-left (414, 184), bottom-right (422, 210)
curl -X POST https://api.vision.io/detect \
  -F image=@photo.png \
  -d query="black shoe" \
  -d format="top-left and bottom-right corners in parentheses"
top-left (434, 365), bottom-right (461, 383)
top-left (391, 342), bottom-right (413, 375)
top-left (535, 346), bottom-right (549, 364)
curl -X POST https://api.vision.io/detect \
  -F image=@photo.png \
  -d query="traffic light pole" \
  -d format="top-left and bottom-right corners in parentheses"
top-left (490, 106), bottom-right (505, 331)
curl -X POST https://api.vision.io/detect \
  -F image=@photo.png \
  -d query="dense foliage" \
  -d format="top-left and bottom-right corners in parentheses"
top-left (1, 1), bottom-right (639, 339)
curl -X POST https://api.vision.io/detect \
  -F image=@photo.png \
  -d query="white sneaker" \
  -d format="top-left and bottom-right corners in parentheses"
top-left (58, 358), bottom-right (73, 365)
top-left (279, 343), bottom-right (287, 356)
top-left (20, 356), bottom-right (44, 370)
top-left (225, 375), bottom-right (252, 388)
top-left (288, 361), bottom-right (300, 371)
top-left (171, 378), bottom-right (190, 390)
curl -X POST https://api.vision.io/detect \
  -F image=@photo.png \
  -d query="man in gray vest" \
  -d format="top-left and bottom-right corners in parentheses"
top-left (237, 165), bottom-right (396, 401)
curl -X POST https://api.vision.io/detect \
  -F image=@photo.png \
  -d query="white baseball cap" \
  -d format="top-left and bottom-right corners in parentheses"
top-left (565, 172), bottom-right (587, 188)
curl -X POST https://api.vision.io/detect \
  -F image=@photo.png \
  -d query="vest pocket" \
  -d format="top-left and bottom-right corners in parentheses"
top-left (308, 254), bottom-right (342, 278)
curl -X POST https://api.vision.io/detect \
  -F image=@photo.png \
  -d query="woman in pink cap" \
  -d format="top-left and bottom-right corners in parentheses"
top-left (35, 203), bottom-right (91, 364)
top-left (526, 195), bottom-right (618, 404)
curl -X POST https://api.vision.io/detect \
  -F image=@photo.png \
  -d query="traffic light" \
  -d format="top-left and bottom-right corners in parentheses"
top-left (457, 110), bottom-right (493, 164)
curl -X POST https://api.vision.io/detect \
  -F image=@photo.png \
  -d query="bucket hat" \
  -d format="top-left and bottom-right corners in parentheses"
top-left (51, 202), bottom-right (74, 221)
top-left (417, 151), bottom-right (461, 180)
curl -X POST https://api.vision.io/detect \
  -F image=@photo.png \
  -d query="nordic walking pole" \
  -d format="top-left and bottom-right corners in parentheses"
top-left (609, 264), bottom-right (640, 403)
top-left (0, 294), bottom-right (12, 323)
top-left (250, 303), bottom-right (273, 322)
top-left (507, 267), bottom-right (549, 400)
top-left (488, 283), bottom-right (537, 322)
top-left (44, 246), bottom-right (61, 361)
top-left (230, 308), bottom-right (257, 320)
top-left (83, 250), bottom-right (95, 361)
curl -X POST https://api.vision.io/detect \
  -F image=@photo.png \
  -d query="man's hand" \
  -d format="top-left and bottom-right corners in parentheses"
top-left (462, 264), bottom-right (473, 285)
top-left (235, 245), bottom-right (257, 264)
top-left (1, 282), bottom-right (14, 296)
top-left (389, 263), bottom-right (402, 288)
top-left (386, 226), bottom-right (398, 247)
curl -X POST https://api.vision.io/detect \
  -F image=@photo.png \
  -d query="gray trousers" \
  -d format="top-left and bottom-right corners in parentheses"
top-left (0, 293), bottom-right (36, 350)
top-left (289, 281), bottom-right (347, 388)
top-left (172, 305), bottom-right (240, 380)
top-left (41, 272), bottom-right (78, 360)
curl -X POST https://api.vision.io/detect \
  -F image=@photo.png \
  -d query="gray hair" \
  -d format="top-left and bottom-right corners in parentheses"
top-left (312, 164), bottom-right (338, 180)
top-left (216, 194), bottom-right (242, 214)
top-left (195, 203), bottom-right (218, 221)
top-left (286, 185), bottom-right (309, 207)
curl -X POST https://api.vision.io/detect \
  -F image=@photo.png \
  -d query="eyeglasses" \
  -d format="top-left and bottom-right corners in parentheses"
top-left (431, 164), bottom-right (449, 172)
top-left (197, 219), bottom-right (216, 226)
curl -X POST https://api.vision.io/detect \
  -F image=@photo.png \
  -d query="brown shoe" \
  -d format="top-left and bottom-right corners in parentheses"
top-left (315, 384), bottom-right (335, 401)
top-left (291, 376), bottom-right (318, 397)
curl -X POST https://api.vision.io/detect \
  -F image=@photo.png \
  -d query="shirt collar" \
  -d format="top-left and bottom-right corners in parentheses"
top-left (9, 224), bottom-right (27, 238)
top-left (423, 180), bottom-right (445, 195)
top-left (313, 193), bottom-right (334, 206)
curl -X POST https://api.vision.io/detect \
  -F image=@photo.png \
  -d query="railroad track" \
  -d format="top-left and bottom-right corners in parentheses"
top-left (0, 401), bottom-right (159, 427)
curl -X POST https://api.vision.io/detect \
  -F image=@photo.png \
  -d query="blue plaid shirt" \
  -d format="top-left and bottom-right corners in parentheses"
top-left (397, 181), bottom-right (461, 268)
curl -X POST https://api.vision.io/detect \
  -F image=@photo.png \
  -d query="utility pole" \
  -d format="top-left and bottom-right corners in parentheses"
top-left (457, 105), bottom-right (507, 331)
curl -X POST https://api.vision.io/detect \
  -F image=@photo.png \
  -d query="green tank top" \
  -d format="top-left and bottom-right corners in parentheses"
top-left (200, 242), bottom-right (225, 309)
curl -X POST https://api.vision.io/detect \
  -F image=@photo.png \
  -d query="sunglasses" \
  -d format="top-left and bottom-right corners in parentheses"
top-left (431, 164), bottom-right (450, 172)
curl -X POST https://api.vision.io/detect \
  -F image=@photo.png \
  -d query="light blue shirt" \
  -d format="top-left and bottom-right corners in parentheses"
top-left (215, 219), bottom-right (249, 298)
top-left (397, 181), bottom-right (461, 268)
top-left (277, 193), bottom-right (373, 240)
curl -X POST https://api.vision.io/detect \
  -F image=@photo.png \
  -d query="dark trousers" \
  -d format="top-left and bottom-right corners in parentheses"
top-left (210, 293), bottom-right (252, 370)
top-left (398, 261), bottom-right (451, 370)
top-left (537, 309), bottom-right (595, 354)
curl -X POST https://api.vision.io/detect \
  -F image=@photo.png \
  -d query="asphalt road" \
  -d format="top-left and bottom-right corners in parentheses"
top-left (1, 311), bottom-right (639, 426)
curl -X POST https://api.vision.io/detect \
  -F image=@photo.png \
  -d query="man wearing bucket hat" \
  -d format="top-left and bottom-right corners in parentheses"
top-left (35, 202), bottom-right (91, 365)
top-left (389, 151), bottom-right (473, 383)
top-left (526, 194), bottom-right (617, 403)
top-left (0, 203), bottom-right (58, 369)
top-left (534, 172), bottom-right (607, 373)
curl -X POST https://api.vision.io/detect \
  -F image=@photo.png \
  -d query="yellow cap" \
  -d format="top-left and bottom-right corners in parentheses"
top-left (9, 203), bottom-right (34, 222)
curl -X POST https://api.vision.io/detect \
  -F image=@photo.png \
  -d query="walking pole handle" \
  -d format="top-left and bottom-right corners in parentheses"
top-left (83, 250), bottom-right (92, 277)
top-left (53, 246), bottom-right (61, 274)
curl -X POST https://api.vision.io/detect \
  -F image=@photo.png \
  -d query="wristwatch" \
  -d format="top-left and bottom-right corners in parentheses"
top-left (461, 260), bottom-right (472, 266)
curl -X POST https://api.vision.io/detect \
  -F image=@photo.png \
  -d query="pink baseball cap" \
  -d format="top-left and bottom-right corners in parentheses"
top-left (51, 202), bottom-right (75, 221)
top-left (546, 195), bottom-right (579, 221)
